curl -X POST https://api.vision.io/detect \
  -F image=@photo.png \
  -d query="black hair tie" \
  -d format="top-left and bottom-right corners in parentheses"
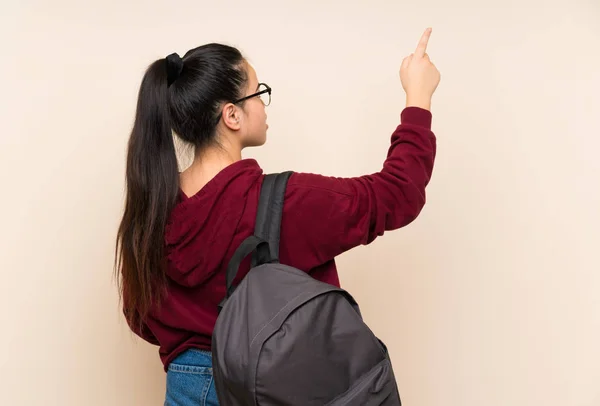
top-left (166, 52), bottom-right (184, 86)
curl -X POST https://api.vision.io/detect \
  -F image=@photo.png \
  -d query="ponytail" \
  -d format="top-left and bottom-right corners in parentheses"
top-left (115, 58), bottom-right (180, 327)
top-left (115, 44), bottom-right (248, 330)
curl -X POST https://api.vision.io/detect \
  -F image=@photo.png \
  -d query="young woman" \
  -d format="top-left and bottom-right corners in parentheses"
top-left (115, 28), bottom-right (440, 406)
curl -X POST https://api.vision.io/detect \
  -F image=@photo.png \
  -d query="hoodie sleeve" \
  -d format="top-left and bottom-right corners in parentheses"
top-left (281, 107), bottom-right (436, 269)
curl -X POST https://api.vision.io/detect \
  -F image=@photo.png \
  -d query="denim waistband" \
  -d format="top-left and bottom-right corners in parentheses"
top-left (170, 348), bottom-right (213, 367)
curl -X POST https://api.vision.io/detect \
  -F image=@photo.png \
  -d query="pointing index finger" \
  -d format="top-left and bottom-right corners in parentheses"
top-left (415, 27), bottom-right (432, 57)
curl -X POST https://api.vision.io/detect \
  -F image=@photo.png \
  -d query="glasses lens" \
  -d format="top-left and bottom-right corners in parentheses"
top-left (258, 84), bottom-right (271, 106)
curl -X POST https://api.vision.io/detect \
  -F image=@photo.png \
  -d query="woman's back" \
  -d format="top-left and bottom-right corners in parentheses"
top-left (131, 105), bottom-right (435, 369)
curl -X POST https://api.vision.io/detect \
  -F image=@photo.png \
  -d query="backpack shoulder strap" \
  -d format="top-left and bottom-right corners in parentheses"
top-left (252, 171), bottom-right (293, 266)
top-left (220, 171), bottom-right (293, 309)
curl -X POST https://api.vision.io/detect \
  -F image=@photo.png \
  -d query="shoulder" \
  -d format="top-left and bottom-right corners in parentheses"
top-left (286, 172), bottom-right (356, 198)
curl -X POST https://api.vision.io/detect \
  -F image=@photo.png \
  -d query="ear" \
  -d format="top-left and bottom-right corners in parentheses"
top-left (221, 103), bottom-right (242, 131)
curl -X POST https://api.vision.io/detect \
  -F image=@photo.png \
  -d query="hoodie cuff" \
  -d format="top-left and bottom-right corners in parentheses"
top-left (401, 107), bottom-right (432, 129)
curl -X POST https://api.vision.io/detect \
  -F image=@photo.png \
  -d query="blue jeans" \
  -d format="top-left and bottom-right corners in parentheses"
top-left (165, 349), bottom-right (219, 406)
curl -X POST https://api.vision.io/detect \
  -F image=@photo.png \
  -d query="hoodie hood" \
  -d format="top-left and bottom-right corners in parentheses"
top-left (164, 159), bottom-right (263, 287)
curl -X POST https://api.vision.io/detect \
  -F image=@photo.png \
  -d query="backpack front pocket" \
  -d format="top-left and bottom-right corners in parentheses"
top-left (326, 358), bottom-right (401, 406)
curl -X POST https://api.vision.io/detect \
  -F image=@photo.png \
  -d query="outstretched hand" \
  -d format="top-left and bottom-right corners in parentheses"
top-left (400, 28), bottom-right (441, 111)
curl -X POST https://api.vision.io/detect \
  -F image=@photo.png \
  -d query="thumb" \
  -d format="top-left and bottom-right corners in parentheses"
top-left (401, 55), bottom-right (410, 70)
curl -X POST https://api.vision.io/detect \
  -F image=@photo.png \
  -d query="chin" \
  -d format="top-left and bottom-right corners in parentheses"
top-left (257, 131), bottom-right (268, 146)
top-left (244, 136), bottom-right (267, 148)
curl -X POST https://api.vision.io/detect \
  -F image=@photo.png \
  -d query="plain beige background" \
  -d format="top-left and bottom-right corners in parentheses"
top-left (1, 0), bottom-right (599, 405)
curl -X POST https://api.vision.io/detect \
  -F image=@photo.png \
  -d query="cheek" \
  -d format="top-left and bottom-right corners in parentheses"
top-left (256, 105), bottom-right (267, 125)
top-left (246, 103), bottom-right (266, 132)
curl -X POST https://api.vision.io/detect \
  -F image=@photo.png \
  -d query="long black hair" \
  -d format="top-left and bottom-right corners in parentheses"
top-left (114, 44), bottom-right (248, 327)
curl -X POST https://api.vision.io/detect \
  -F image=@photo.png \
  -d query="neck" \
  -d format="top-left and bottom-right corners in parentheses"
top-left (180, 140), bottom-right (243, 197)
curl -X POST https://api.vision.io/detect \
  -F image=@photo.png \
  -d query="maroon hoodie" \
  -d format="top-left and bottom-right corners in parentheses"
top-left (128, 107), bottom-right (437, 370)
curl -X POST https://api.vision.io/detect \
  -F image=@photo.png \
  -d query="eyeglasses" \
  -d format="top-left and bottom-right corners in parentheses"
top-left (233, 82), bottom-right (271, 107)
top-left (215, 83), bottom-right (272, 125)
top-left (215, 83), bottom-right (271, 125)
